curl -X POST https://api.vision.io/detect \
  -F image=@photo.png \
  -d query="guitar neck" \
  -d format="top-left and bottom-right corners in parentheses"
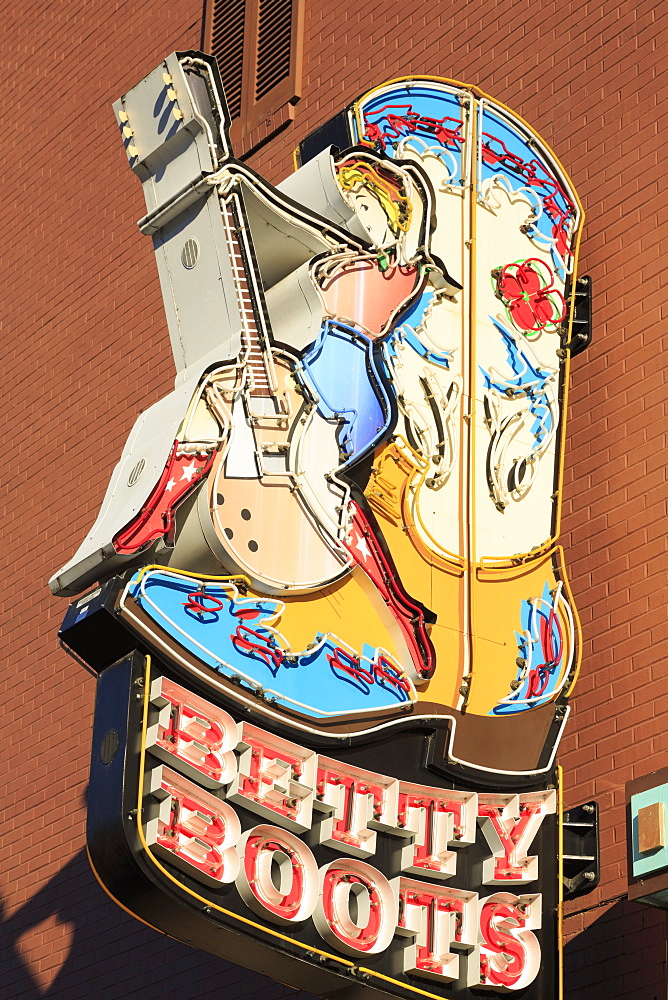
top-left (220, 192), bottom-right (275, 396)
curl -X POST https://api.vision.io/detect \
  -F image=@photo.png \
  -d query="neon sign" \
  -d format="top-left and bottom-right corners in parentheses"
top-left (87, 653), bottom-right (558, 996)
top-left (53, 51), bottom-right (586, 998)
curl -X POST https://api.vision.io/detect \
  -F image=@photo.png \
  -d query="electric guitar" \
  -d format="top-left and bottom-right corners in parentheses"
top-left (200, 182), bottom-right (353, 593)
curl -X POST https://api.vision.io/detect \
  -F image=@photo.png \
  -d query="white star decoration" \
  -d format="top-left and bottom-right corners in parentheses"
top-left (355, 534), bottom-right (371, 561)
top-left (165, 478), bottom-right (177, 492)
top-left (180, 462), bottom-right (198, 482)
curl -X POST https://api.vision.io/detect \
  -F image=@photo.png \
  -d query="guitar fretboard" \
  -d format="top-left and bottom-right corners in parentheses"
top-left (220, 193), bottom-right (274, 396)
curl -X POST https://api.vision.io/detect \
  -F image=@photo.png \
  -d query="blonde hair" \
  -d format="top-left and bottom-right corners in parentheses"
top-left (336, 159), bottom-right (412, 238)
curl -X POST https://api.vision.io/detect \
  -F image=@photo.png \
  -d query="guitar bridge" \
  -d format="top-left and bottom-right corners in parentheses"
top-left (261, 443), bottom-right (290, 454)
top-left (249, 413), bottom-right (290, 429)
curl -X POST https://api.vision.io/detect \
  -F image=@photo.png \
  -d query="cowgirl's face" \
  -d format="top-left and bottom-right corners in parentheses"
top-left (345, 183), bottom-right (395, 248)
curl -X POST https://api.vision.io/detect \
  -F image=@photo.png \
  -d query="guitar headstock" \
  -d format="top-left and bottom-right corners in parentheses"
top-left (112, 51), bottom-right (233, 188)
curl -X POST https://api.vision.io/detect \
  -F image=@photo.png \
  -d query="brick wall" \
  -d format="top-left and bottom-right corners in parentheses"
top-left (1, 0), bottom-right (666, 997)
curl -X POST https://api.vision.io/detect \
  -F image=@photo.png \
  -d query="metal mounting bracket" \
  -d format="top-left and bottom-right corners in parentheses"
top-left (562, 800), bottom-right (600, 899)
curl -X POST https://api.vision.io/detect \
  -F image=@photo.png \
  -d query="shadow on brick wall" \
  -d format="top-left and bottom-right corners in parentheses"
top-left (6, 849), bottom-right (666, 998)
top-left (0, 849), bottom-right (320, 1000)
top-left (564, 897), bottom-right (667, 1000)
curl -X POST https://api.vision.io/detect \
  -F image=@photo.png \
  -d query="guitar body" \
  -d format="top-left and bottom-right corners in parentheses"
top-left (204, 351), bottom-right (353, 594)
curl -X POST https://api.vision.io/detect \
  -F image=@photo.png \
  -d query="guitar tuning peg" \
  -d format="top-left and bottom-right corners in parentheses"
top-left (128, 145), bottom-right (139, 158)
top-left (172, 108), bottom-right (184, 121)
top-left (122, 125), bottom-right (134, 138)
top-left (162, 72), bottom-right (173, 85)
top-left (167, 88), bottom-right (177, 101)
top-left (118, 110), bottom-right (129, 123)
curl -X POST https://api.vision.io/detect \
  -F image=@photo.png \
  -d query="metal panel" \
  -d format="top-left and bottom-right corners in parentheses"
top-left (48, 372), bottom-right (209, 596)
top-left (151, 191), bottom-right (244, 371)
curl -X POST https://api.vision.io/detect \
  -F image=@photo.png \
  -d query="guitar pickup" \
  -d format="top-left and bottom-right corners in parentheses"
top-left (261, 443), bottom-right (290, 454)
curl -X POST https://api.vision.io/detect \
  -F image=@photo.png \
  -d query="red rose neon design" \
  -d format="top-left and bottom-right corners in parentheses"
top-left (496, 258), bottom-right (566, 336)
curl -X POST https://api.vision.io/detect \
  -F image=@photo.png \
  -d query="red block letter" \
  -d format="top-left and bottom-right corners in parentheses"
top-left (397, 878), bottom-right (478, 982)
top-left (398, 783), bottom-right (477, 879)
top-left (236, 824), bottom-right (319, 924)
top-left (315, 859), bottom-right (397, 956)
top-left (478, 893), bottom-right (541, 991)
top-left (148, 675), bottom-right (239, 788)
top-left (145, 765), bottom-right (240, 887)
top-left (315, 757), bottom-right (399, 857)
top-left (228, 723), bottom-right (317, 833)
top-left (478, 790), bottom-right (555, 884)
